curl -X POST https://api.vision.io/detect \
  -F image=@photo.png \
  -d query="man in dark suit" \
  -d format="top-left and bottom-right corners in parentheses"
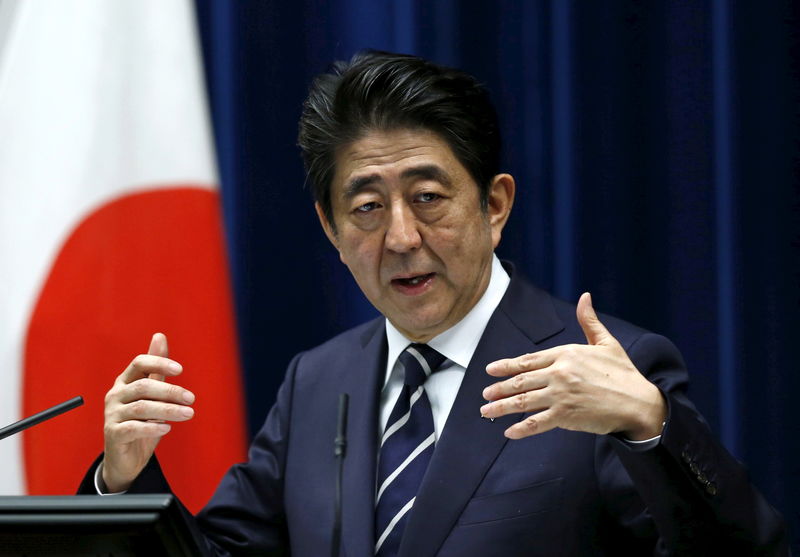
top-left (86, 51), bottom-right (788, 555)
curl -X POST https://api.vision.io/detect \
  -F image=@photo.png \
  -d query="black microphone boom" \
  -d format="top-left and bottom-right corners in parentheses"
top-left (334, 393), bottom-right (349, 459)
top-left (0, 396), bottom-right (84, 441)
top-left (331, 393), bottom-right (349, 557)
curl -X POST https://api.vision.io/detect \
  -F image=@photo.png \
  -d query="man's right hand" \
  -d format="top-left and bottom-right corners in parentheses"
top-left (101, 333), bottom-right (195, 492)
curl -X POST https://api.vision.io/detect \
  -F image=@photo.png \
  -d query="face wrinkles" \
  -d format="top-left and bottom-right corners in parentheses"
top-left (346, 140), bottom-right (427, 164)
top-left (319, 128), bottom-right (505, 342)
top-left (338, 144), bottom-right (441, 201)
top-left (344, 164), bottom-right (454, 202)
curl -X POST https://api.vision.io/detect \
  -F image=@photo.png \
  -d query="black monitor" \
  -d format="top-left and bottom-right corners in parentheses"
top-left (0, 494), bottom-right (204, 556)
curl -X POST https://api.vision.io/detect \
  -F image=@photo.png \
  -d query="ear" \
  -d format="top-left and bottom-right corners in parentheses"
top-left (315, 202), bottom-right (339, 251)
top-left (486, 173), bottom-right (515, 249)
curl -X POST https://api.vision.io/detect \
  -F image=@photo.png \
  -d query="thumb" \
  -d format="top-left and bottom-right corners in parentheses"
top-left (147, 332), bottom-right (169, 381)
top-left (577, 293), bottom-right (613, 346)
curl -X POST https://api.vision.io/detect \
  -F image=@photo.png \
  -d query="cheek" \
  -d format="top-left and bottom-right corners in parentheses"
top-left (437, 224), bottom-right (494, 279)
top-left (435, 218), bottom-right (492, 254)
top-left (339, 239), bottom-right (380, 275)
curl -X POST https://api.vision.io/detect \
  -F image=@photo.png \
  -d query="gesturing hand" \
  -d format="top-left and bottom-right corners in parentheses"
top-left (102, 333), bottom-right (195, 492)
top-left (480, 293), bottom-right (666, 441)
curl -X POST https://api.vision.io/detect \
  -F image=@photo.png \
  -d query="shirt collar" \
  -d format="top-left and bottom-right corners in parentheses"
top-left (385, 254), bottom-right (510, 373)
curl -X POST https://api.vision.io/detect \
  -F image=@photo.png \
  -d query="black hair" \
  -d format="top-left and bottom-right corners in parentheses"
top-left (298, 50), bottom-right (501, 230)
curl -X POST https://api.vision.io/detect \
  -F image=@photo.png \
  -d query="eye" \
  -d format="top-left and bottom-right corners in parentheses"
top-left (354, 201), bottom-right (380, 213)
top-left (416, 192), bottom-right (440, 203)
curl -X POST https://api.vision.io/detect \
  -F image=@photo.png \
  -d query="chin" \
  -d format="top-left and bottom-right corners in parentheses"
top-left (396, 318), bottom-right (446, 341)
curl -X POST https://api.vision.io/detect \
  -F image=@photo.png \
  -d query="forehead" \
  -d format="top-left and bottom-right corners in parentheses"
top-left (331, 129), bottom-right (468, 195)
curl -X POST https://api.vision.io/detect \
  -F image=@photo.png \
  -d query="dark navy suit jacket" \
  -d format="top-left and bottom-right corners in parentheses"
top-left (80, 265), bottom-right (788, 555)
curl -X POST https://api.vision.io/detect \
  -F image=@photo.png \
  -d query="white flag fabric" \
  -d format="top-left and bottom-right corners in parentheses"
top-left (0, 0), bottom-right (246, 512)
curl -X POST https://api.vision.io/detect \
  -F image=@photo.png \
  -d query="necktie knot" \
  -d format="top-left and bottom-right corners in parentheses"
top-left (399, 344), bottom-right (446, 388)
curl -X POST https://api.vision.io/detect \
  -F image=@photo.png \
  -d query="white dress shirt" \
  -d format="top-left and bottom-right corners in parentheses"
top-left (380, 254), bottom-right (510, 441)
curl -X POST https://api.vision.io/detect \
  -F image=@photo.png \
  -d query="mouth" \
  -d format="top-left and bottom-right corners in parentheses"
top-left (391, 272), bottom-right (436, 294)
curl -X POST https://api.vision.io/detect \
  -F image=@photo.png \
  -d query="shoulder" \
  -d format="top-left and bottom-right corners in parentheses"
top-left (501, 263), bottom-right (651, 348)
top-left (552, 294), bottom-right (651, 349)
top-left (296, 317), bottom-right (384, 363)
top-left (283, 316), bottom-right (386, 385)
top-left (502, 263), bottom-right (682, 364)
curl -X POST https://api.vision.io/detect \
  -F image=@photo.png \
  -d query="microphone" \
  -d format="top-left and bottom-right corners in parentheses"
top-left (0, 396), bottom-right (84, 441)
top-left (331, 393), bottom-right (349, 557)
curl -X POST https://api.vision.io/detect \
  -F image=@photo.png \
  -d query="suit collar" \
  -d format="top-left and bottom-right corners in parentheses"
top-left (340, 318), bottom-right (386, 557)
top-left (397, 265), bottom-right (564, 557)
top-left (496, 261), bottom-right (565, 345)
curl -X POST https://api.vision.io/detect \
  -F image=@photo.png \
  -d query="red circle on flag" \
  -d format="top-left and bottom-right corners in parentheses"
top-left (22, 186), bottom-right (247, 513)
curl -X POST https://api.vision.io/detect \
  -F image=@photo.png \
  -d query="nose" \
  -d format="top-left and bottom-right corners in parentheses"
top-left (384, 202), bottom-right (422, 253)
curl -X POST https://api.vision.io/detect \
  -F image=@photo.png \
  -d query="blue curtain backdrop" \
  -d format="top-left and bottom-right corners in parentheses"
top-left (195, 0), bottom-right (799, 548)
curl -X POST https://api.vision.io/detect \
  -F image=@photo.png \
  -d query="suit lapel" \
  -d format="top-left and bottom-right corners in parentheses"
top-left (398, 269), bottom-right (565, 557)
top-left (340, 320), bottom-right (387, 557)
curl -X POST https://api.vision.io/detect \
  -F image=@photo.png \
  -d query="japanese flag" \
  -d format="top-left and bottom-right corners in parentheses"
top-left (0, 0), bottom-right (247, 513)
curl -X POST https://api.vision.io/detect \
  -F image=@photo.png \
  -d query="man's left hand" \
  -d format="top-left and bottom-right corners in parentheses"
top-left (480, 293), bottom-right (666, 441)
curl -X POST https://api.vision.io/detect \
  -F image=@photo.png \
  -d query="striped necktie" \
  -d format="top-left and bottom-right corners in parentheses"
top-left (374, 344), bottom-right (446, 556)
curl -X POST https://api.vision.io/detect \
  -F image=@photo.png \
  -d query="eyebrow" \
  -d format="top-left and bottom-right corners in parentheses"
top-left (343, 174), bottom-right (380, 198)
top-left (400, 164), bottom-right (453, 188)
top-left (342, 164), bottom-right (453, 199)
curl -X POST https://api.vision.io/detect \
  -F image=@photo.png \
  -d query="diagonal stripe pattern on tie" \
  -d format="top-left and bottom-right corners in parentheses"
top-left (375, 344), bottom-right (446, 556)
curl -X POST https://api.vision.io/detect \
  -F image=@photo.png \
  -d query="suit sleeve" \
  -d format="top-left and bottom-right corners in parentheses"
top-left (191, 352), bottom-right (305, 556)
top-left (595, 332), bottom-right (789, 555)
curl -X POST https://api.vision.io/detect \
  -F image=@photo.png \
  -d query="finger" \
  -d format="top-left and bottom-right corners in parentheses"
top-left (147, 332), bottom-right (168, 382)
top-left (115, 399), bottom-right (195, 423)
top-left (119, 354), bottom-right (183, 384)
top-left (504, 409), bottom-right (558, 440)
top-left (480, 389), bottom-right (548, 419)
top-left (482, 370), bottom-right (549, 401)
top-left (115, 377), bottom-right (195, 406)
top-left (576, 292), bottom-right (614, 347)
top-left (486, 350), bottom-right (558, 377)
top-left (106, 421), bottom-right (172, 444)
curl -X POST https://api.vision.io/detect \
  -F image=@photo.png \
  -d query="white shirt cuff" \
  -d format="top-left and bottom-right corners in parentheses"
top-left (619, 433), bottom-right (662, 452)
top-left (94, 461), bottom-right (128, 495)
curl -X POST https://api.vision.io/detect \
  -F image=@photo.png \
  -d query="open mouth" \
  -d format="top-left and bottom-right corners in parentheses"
top-left (394, 273), bottom-right (433, 285)
top-left (391, 272), bottom-right (435, 291)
